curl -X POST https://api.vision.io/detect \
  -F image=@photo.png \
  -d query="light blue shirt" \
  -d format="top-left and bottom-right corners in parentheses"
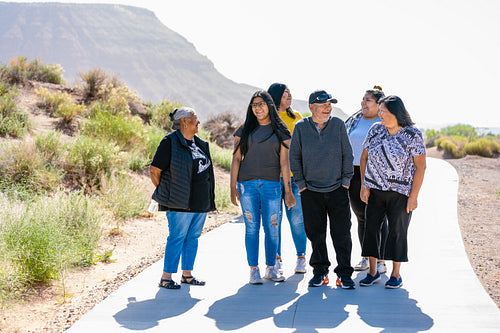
top-left (348, 117), bottom-right (380, 165)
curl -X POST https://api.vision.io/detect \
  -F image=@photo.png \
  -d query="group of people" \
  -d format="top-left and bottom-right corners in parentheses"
top-left (149, 83), bottom-right (426, 291)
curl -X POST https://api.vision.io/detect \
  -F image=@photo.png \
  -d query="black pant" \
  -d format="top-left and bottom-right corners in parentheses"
top-left (301, 187), bottom-right (353, 278)
top-left (361, 189), bottom-right (412, 262)
top-left (349, 166), bottom-right (388, 257)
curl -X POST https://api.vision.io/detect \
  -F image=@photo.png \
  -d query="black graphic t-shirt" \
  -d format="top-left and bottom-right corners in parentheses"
top-left (151, 136), bottom-right (212, 212)
top-left (185, 139), bottom-right (212, 212)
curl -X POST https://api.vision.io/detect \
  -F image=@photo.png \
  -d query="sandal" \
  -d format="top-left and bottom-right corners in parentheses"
top-left (159, 278), bottom-right (181, 289)
top-left (181, 275), bottom-right (206, 286)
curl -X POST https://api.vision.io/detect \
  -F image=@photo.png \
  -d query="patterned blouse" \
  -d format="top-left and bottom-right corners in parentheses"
top-left (362, 123), bottom-right (426, 196)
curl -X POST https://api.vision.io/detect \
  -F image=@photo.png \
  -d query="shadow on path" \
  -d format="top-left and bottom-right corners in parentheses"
top-left (113, 286), bottom-right (201, 330)
top-left (205, 274), bottom-right (303, 330)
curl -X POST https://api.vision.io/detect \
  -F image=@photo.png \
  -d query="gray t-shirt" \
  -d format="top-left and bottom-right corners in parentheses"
top-left (234, 124), bottom-right (281, 182)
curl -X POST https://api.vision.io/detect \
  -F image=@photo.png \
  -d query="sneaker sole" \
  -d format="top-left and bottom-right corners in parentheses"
top-left (295, 268), bottom-right (307, 274)
top-left (265, 277), bottom-right (285, 282)
top-left (309, 277), bottom-right (329, 287)
top-left (250, 280), bottom-right (263, 285)
top-left (359, 276), bottom-right (381, 286)
top-left (336, 279), bottom-right (356, 289)
top-left (354, 266), bottom-right (369, 271)
top-left (385, 282), bottom-right (403, 289)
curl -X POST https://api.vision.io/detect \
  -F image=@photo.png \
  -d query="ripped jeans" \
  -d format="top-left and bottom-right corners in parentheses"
top-left (238, 179), bottom-right (281, 267)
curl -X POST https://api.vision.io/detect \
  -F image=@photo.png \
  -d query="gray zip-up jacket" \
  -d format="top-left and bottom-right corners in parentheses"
top-left (289, 116), bottom-right (353, 192)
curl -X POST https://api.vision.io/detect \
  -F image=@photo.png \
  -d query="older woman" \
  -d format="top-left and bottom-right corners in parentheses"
top-left (150, 107), bottom-right (216, 289)
top-left (359, 96), bottom-right (426, 289)
top-left (345, 86), bottom-right (388, 274)
top-left (267, 83), bottom-right (307, 275)
top-left (230, 90), bottom-right (295, 284)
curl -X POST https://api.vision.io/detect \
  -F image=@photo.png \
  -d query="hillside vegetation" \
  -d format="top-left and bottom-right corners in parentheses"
top-left (0, 57), bottom-right (233, 304)
top-left (424, 124), bottom-right (500, 158)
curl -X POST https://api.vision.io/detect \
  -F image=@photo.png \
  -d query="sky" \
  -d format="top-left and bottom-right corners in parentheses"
top-left (7, 0), bottom-right (500, 128)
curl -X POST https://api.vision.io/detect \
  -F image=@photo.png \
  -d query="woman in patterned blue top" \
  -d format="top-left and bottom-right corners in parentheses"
top-left (358, 95), bottom-right (426, 289)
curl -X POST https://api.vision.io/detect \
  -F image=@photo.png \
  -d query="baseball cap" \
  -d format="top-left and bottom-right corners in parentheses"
top-left (309, 90), bottom-right (338, 104)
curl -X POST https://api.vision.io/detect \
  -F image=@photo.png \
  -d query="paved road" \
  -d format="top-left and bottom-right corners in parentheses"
top-left (67, 158), bottom-right (500, 332)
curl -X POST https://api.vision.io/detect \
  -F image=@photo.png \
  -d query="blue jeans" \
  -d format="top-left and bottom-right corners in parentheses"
top-left (278, 177), bottom-right (307, 257)
top-left (238, 180), bottom-right (281, 267)
top-left (163, 211), bottom-right (207, 273)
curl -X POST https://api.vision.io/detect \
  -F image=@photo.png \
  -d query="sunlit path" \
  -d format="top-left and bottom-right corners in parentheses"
top-left (67, 158), bottom-right (500, 332)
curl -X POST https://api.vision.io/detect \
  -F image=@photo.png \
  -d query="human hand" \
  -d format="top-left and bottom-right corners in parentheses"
top-left (284, 191), bottom-right (296, 209)
top-left (407, 195), bottom-right (418, 213)
top-left (230, 187), bottom-right (239, 206)
top-left (360, 187), bottom-right (370, 203)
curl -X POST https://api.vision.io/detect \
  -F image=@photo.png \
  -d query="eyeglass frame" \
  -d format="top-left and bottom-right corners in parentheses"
top-left (250, 101), bottom-right (268, 109)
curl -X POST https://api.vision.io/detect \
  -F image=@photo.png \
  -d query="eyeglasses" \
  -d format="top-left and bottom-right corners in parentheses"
top-left (311, 94), bottom-right (332, 104)
top-left (251, 101), bottom-right (267, 109)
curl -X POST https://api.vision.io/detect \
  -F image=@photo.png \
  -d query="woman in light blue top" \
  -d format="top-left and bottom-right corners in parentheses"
top-left (345, 86), bottom-right (388, 274)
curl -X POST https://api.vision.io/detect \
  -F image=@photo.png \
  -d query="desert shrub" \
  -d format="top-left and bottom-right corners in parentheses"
top-left (0, 80), bottom-right (10, 95)
top-left (208, 142), bottom-right (232, 170)
top-left (464, 138), bottom-right (500, 157)
top-left (0, 57), bottom-right (64, 85)
top-left (424, 128), bottom-right (440, 147)
top-left (34, 130), bottom-right (65, 166)
top-left (215, 182), bottom-right (231, 211)
top-left (80, 110), bottom-right (148, 151)
top-left (100, 172), bottom-right (150, 220)
top-left (66, 136), bottom-right (125, 185)
top-left (35, 87), bottom-right (73, 114)
top-left (0, 191), bottom-right (103, 286)
top-left (146, 100), bottom-right (181, 131)
top-left (80, 68), bottom-right (108, 101)
top-left (0, 88), bottom-right (30, 137)
top-left (441, 124), bottom-right (477, 141)
top-left (435, 136), bottom-right (467, 158)
top-left (203, 111), bottom-right (241, 149)
top-left (125, 149), bottom-right (150, 171)
top-left (197, 128), bottom-right (232, 170)
top-left (55, 102), bottom-right (85, 124)
top-left (145, 125), bottom-right (167, 161)
top-left (0, 141), bottom-right (63, 199)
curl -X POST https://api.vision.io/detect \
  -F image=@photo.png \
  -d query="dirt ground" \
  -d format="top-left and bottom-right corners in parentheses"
top-left (0, 141), bottom-right (498, 331)
top-left (426, 147), bottom-right (500, 307)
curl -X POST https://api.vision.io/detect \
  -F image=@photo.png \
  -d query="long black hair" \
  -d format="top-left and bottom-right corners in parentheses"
top-left (379, 95), bottom-right (415, 127)
top-left (267, 82), bottom-right (296, 119)
top-left (235, 90), bottom-right (291, 156)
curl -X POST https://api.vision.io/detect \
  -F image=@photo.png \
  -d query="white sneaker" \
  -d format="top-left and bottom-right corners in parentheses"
top-left (249, 267), bottom-right (263, 284)
top-left (275, 258), bottom-right (283, 274)
top-left (377, 261), bottom-right (387, 274)
top-left (265, 266), bottom-right (285, 282)
top-left (295, 257), bottom-right (307, 273)
top-left (354, 257), bottom-right (369, 271)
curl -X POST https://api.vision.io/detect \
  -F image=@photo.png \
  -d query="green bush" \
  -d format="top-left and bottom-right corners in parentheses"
top-left (0, 191), bottom-right (103, 287)
top-left (146, 100), bottom-right (180, 131)
top-left (0, 88), bottom-right (30, 137)
top-left (424, 128), bottom-right (439, 147)
top-left (100, 173), bottom-right (149, 220)
top-left (126, 149), bottom-right (151, 171)
top-left (80, 68), bottom-right (108, 101)
top-left (0, 57), bottom-right (64, 85)
top-left (34, 130), bottom-right (65, 166)
top-left (67, 136), bottom-right (124, 184)
top-left (80, 110), bottom-right (148, 151)
top-left (435, 137), bottom-right (466, 158)
top-left (0, 141), bottom-right (63, 198)
top-left (145, 125), bottom-right (167, 161)
top-left (464, 138), bottom-right (500, 157)
top-left (441, 124), bottom-right (477, 141)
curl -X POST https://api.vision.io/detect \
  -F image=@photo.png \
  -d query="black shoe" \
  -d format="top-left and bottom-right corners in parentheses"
top-left (336, 276), bottom-right (356, 289)
top-left (308, 274), bottom-right (329, 287)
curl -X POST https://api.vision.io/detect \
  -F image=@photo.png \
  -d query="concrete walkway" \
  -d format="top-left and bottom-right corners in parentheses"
top-left (67, 158), bottom-right (500, 332)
